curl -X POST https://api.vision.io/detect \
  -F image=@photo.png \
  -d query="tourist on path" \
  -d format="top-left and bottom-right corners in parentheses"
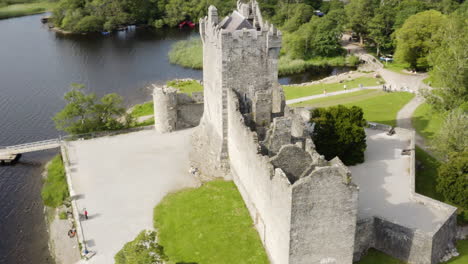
top-left (84, 208), bottom-right (88, 220)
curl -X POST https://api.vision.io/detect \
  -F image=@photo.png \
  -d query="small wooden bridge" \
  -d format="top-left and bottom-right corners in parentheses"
top-left (0, 139), bottom-right (61, 164)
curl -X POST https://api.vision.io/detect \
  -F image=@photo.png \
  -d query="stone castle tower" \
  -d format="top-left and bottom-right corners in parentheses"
top-left (192, 1), bottom-right (359, 263)
top-left (195, 0), bottom-right (285, 175)
top-left (153, 3), bottom-right (458, 263)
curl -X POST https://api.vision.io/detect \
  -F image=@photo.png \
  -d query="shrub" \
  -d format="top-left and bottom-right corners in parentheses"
top-left (115, 230), bottom-right (168, 264)
top-left (437, 152), bottom-right (468, 209)
top-left (347, 55), bottom-right (360, 67)
top-left (41, 155), bottom-right (69, 208)
top-left (311, 105), bottom-right (367, 165)
top-left (59, 211), bottom-right (67, 220)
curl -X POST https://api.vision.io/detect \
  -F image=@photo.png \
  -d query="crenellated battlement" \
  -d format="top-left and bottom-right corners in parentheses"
top-left (199, 1), bottom-right (281, 52)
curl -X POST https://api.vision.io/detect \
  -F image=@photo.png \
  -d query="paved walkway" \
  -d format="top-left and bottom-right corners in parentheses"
top-left (350, 129), bottom-right (450, 232)
top-left (66, 129), bottom-right (198, 264)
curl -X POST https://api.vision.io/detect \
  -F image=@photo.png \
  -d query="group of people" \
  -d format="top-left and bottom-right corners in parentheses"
top-left (66, 208), bottom-right (89, 239)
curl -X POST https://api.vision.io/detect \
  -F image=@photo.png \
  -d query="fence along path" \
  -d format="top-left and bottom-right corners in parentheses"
top-left (0, 125), bottom-right (155, 157)
top-left (0, 139), bottom-right (61, 156)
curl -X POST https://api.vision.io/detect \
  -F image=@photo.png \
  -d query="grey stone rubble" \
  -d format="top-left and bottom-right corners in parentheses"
top-left (152, 1), bottom-right (458, 263)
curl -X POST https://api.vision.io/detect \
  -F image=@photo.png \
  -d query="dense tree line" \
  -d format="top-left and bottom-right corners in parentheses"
top-left (52, 0), bottom-right (237, 32)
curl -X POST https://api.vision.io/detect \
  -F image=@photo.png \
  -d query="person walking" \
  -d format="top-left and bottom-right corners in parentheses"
top-left (84, 208), bottom-right (88, 220)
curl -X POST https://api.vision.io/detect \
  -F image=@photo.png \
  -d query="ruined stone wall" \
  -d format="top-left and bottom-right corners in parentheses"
top-left (227, 89), bottom-right (292, 264)
top-left (374, 217), bottom-right (433, 264)
top-left (353, 218), bottom-right (375, 262)
top-left (152, 86), bottom-right (203, 133)
top-left (289, 166), bottom-right (358, 264)
top-left (431, 211), bottom-right (458, 263)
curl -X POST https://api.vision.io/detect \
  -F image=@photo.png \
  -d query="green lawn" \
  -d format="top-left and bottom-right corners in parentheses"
top-left (167, 79), bottom-right (203, 95)
top-left (153, 180), bottom-right (268, 264)
top-left (293, 90), bottom-right (414, 127)
top-left (41, 154), bottom-right (69, 208)
top-left (0, 1), bottom-right (56, 20)
top-left (412, 103), bottom-right (445, 141)
top-left (383, 61), bottom-right (411, 74)
top-left (283, 77), bottom-right (383, 100)
top-left (131, 101), bottom-right (153, 117)
top-left (357, 240), bottom-right (468, 264)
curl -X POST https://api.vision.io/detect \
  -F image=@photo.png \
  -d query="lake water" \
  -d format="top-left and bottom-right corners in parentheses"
top-left (0, 13), bottom-right (350, 264)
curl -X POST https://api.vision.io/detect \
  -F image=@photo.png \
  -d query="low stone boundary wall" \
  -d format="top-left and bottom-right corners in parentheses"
top-left (353, 126), bottom-right (457, 264)
top-left (60, 144), bottom-right (86, 257)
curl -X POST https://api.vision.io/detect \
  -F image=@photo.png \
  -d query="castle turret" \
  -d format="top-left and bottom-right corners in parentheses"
top-left (153, 86), bottom-right (178, 133)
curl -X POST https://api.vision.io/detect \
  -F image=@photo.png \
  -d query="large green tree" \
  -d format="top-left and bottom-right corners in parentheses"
top-left (345, 0), bottom-right (379, 45)
top-left (53, 84), bottom-right (129, 135)
top-left (437, 151), bottom-right (468, 209)
top-left (368, 1), bottom-right (398, 56)
top-left (426, 5), bottom-right (468, 111)
top-left (311, 105), bottom-right (367, 165)
top-left (394, 10), bottom-right (447, 70)
top-left (431, 109), bottom-right (468, 158)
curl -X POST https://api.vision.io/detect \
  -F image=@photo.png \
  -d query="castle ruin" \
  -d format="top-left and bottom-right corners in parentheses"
top-left (153, 1), bottom-right (457, 263)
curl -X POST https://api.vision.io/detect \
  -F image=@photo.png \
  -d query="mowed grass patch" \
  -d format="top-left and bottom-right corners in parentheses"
top-left (0, 2), bottom-right (56, 19)
top-left (412, 102), bottom-right (445, 141)
top-left (41, 154), bottom-right (69, 208)
top-left (283, 77), bottom-right (383, 100)
top-left (131, 101), bottom-right (153, 117)
top-left (167, 79), bottom-right (203, 95)
top-left (153, 180), bottom-right (269, 264)
top-left (293, 90), bottom-right (414, 127)
top-left (383, 61), bottom-right (412, 74)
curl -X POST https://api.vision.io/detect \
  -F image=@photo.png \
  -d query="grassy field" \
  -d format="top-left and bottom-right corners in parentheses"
top-left (383, 61), bottom-right (411, 74)
top-left (0, 1), bottom-right (56, 20)
top-left (283, 77), bottom-right (383, 100)
top-left (167, 79), bottom-right (203, 95)
top-left (292, 90), bottom-right (414, 127)
top-left (41, 154), bottom-right (69, 208)
top-left (168, 38), bottom-right (203, 69)
top-left (412, 102), bottom-right (445, 141)
top-left (153, 180), bottom-right (268, 264)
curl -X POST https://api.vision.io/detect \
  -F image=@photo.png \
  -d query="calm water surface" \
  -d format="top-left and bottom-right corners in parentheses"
top-left (0, 14), bottom-right (350, 264)
top-left (0, 14), bottom-right (201, 264)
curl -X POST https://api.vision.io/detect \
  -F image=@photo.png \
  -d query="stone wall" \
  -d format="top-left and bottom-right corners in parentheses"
top-left (152, 86), bottom-right (203, 133)
top-left (353, 218), bottom-right (375, 261)
top-left (227, 89), bottom-right (292, 264)
top-left (432, 212), bottom-right (458, 263)
top-left (373, 217), bottom-right (433, 264)
top-left (227, 89), bottom-right (358, 264)
top-left (289, 166), bottom-right (358, 264)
